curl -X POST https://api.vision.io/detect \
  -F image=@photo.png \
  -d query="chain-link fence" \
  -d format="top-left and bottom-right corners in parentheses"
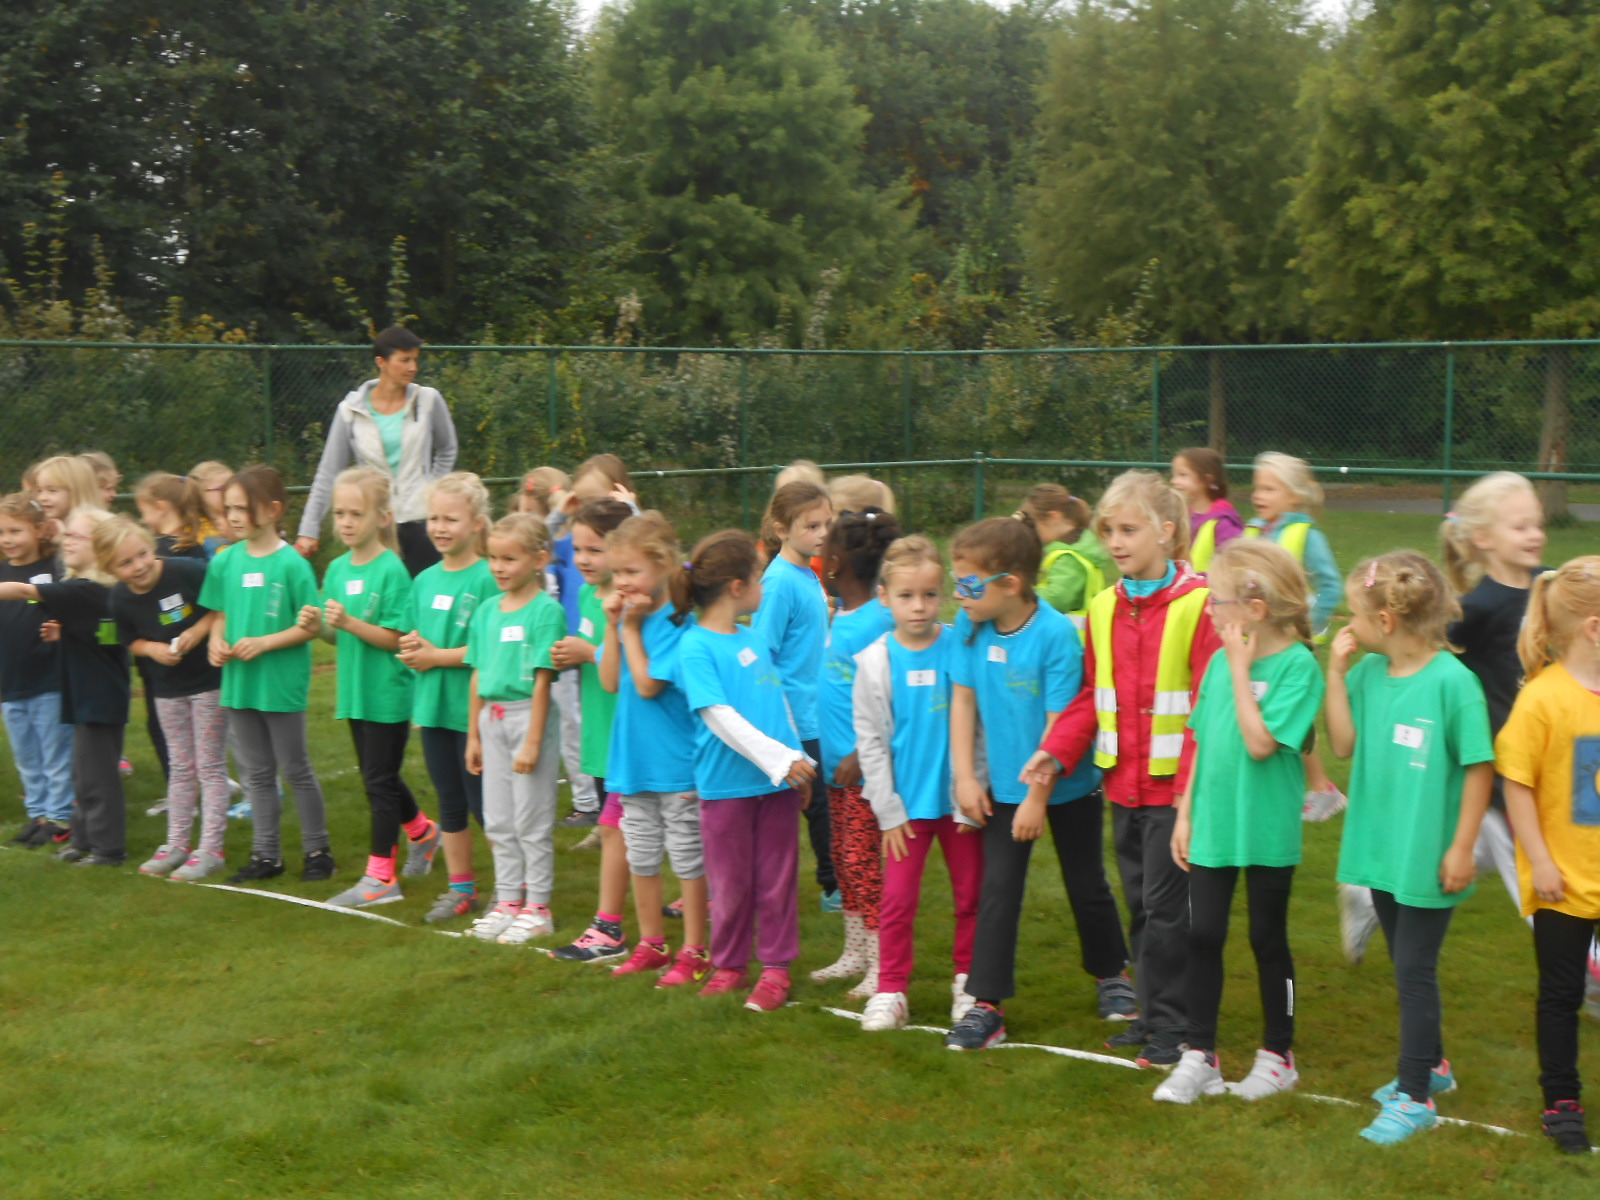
top-left (3, 339), bottom-right (1597, 535)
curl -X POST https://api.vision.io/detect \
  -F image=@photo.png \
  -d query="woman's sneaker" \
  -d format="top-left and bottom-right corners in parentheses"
top-left (402, 821), bottom-right (441, 878)
top-left (327, 876), bottom-right (403, 908)
top-left (552, 922), bottom-right (628, 963)
top-left (861, 991), bottom-right (909, 1032)
top-left (138, 844), bottom-right (191, 876)
top-left (497, 907), bottom-right (555, 944)
top-left (1302, 783), bottom-right (1347, 822)
top-left (744, 967), bottom-right (791, 1012)
top-left (1137, 1034), bottom-right (1187, 1068)
top-left (657, 947), bottom-right (711, 988)
top-left (611, 942), bottom-right (672, 977)
top-left (1153, 1050), bottom-right (1226, 1103)
top-left (227, 855), bottom-right (285, 884)
top-left (1372, 1059), bottom-right (1455, 1103)
top-left (169, 850), bottom-right (227, 882)
top-left (1228, 1049), bottom-right (1298, 1099)
top-left (945, 1002), bottom-right (1005, 1051)
top-left (1097, 974), bottom-right (1139, 1021)
top-left (700, 967), bottom-right (751, 996)
top-left (425, 891), bottom-right (481, 925)
top-left (1542, 1101), bottom-right (1592, 1155)
top-left (468, 903), bottom-right (521, 941)
top-left (1360, 1094), bottom-right (1437, 1145)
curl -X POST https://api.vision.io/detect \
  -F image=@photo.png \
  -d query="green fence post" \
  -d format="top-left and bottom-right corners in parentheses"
top-left (900, 352), bottom-right (913, 527)
top-left (1442, 346), bottom-right (1456, 512)
top-left (1149, 351), bottom-right (1162, 461)
top-left (262, 347), bottom-right (274, 464)
top-left (973, 452), bottom-right (986, 522)
top-left (545, 349), bottom-right (559, 448)
top-left (739, 356), bottom-right (751, 529)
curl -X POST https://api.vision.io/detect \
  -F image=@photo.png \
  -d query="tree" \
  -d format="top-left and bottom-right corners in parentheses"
top-left (593, 0), bottom-right (911, 345)
top-left (1293, 1), bottom-right (1600, 515)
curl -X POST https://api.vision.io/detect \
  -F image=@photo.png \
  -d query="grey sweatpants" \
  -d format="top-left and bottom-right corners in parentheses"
top-left (554, 669), bottom-right (597, 813)
top-left (227, 708), bottom-right (330, 859)
top-left (70, 723), bottom-right (127, 859)
top-left (620, 790), bottom-right (704, 880)
top-left (479, 698), bottom-right (561, 904)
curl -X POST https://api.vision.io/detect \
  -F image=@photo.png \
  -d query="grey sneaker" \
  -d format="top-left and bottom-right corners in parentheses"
top-left (144, 798), bottom-right (169, 817)
top-left (556, 810), bottom-right (599, 828)
top-left (138, 844), bottom-right (191, 876)
top-left (327, 876), bottom-right (403, 908)
top-left (401, 820), bottom-right (441, 878)
top-left (424, 890), bottom-right (481, 925)
top-left (1097, 974), bottom-right (1139, 1021)
top-left (169, 849), bottom-right (227, 882)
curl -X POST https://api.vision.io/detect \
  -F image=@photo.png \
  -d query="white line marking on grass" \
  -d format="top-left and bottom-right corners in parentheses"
top-left (199, 883), bottom-right (413, 925)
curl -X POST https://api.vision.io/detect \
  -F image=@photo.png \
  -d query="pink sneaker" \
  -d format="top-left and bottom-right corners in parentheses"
top-left (610, 942), bottom-right (672, 977)
top-left (700, 967), bottom-right (751, 996)
top-left (656, 947), bottom-right (710, 989)
top-left (744, 967), bottom-right (791, 1013)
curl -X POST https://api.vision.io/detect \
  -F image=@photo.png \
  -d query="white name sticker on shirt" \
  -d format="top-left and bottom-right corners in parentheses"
top-left (1251, 681), bottom-right (1269, 701)
top-left (907, 669), bottom-right (936, 688)
top-left (346, 579), bottom-right (365, 596)
top-left (28, 573), bottom-right (50, 586)
top-left (242, 572), bottom-right (265, 588)
top-left (159, 593), bottom-right (185, 612)
top-left (431, 593), bottom-right (454, 611)
top-left (579, 617), bottom-right (595, 638)
top-left (737, 647), bottom-right (758, 668)
top-left (501, 625), bottom-right (525, 643)
top-left (1393, 723), bottom-right (1425, 749)
top-left (987, 645), bottom-right (1007, 663)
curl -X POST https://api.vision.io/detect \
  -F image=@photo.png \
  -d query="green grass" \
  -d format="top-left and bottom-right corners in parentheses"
top-left (1, 513), bottom-right (1597, 1199)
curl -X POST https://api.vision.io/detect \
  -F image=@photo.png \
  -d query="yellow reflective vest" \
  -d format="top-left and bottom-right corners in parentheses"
top-left (1089, 584), bottom-right (1209, 776)
top-left (1042, 543), bottom-right (1110, 640)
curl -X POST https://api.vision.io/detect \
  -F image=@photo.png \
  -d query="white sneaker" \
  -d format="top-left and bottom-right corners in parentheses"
top-left (468, 904), bottom-right (521, 941)
top-left (227, 777), bottom-right (243, 798)
top-left (1302, 784), bottom-right (1347, 822)
top-left (497, 907), bottom-right (555, 945)
top-left (1229, 1048), bottom-right (1299, 1100)
top-left (169, 849), bottom-right (226, 882)
top-left (861, 992), bottom-right (908, 1032)
top-left (1339, 882), bottom-right (1379, 964)
top-left (145, 798), bottom-right (169, 817)
top-left (951, 973), bottom-right (978, 1023)
top-left (1153, 1049), bottom-right (1226, 1104)
top-left (138, 844), bottom-right (190, 876)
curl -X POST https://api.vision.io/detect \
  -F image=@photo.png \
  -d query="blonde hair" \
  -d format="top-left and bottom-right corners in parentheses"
top-left (31, 455), bottom-right (103, 513)
top-left (1017, 484), bottom-right (1092, 544)
top-left (775, 459), bottom-right (826, 490)
top-left (1254, 452), bottom-right (1323, 515)
top-left (487, 511), bottom-right (551, 561)
top-left (1440, 472), bottom-right (1540, 594)
top-left (1518, 557), bottom-right (1600, 679)
top-left (62, 506), bottom-right (116, 584)
top-left (879, 535), bottom-right (943, 588)
top-left (605, 510), bottom-right (680, 576)
top-left (93, 514), bottom-right (154, 578)
top-left (828, 474), bottom-right (897, 516)
top-left (134, 472), bottom-right (204, 551)
top-left (83, 450), bottom-right (120, 491)
top-left (188, 460), bottom-right (233, 485)
top-left (428, 471), bottom-right (492, 556)
top-left (518, 466), bottom-right (569, 518)
top-left (333, 466), bottom-right (399, 554)
top-left (1347, 550), bottom-right (1459, 650)
top-left (1208, 539), bottom-right (1313, 646)
top-left (1094, 470), bottom-right (1191, 562)
top-left (573, 454), bottom-right (633, 494)
top-left (0, 492), bottom-right (57, 559)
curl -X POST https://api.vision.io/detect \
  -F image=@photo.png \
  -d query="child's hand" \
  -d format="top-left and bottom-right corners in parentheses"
top-left (1019, 749), bottom-right (1062, 790)
top-left (296, 604), bottom-right (322, 634)
top-left (882, 823), bottom-right (913, 862)
top-left (1439, 844), bottom-right (1476, 894)
top-left (1219, 620), bottom-right (1251, 667)
top-left (956, 777), bottom-right (992, 827)
top-left (513, 742), bottom-right (541, 774)
top-left (1531, 860), bottom-right (1566, 904)
top-left (208, 635), bottom-right (233, 666)
top-left (465, 738), bottom-right (483, 776)
top-left (231, 636), bottom-right (266, 661)
top-left (323, 598), bottom-right (348, 630)
top-left (397, 630), bottom-right (438, 671)
top-left (1011, 795), bottom-right (1046, 842)
top-left (832, 751), bottom-right (862, 788)
top-left (620, 595), bottom-right (649, 627)
top-left (39, 619), bottom-right (60, 643)
top-left (144, 641), bottom-right (182, 667)
top-left (611, 483), bottom-right (638, 510)
top-left (1329, 626), bottom-right (1358, 677)
top-left (172, 625), bottom-right (205, 657)
top-left (785, 757), bottom-right (817, 794)
top-left (602, 590), bottom-right (626, 624)
top-left (1170, 814), bottom-right (1192, 872)
top-left (549, 635), bottom-right (595, 671)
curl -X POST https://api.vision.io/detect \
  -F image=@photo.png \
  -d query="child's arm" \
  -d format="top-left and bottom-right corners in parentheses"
top-left (396, 631), bottom-right (467, 671)
top-left (619, 609), bottom-right (667, 698)
top-left (1171, 767), bottom-right (1197, 871)
top-left (1304, 528), bottom-right (1342, 636)
top-left (322, 598), bottom-right (402, 652)
top-left (951, 683), bottom-right (990, 827)
top-left (1503, 778), bottom-right (1564, 902)
top-left (1323, 626), bottom-right (1358, 759)
top-left (1440, 761), bottom-right (1493, 893)
top-left (852, 646), bottom-right (911, 856)
top-left (700, 705), bottom-right (815, 789)
top-left (465, 672), bottom-right (484, 774)
top-left (0, 581), bottom-right (41, 602)
top-left (298, 603), bottom-right (334, 644)
top-left (232, 621), bottom-right (315, 661)
top-left (599, 592), bottom-right (624, 694)
top-left (513, 670), bottom-right (554, 774)
top-left (208, 610), bottom-right (233, 665)
top-left (1220, 625), bottom-right (1277, 760)
top-left (1011, 709), bottom-right (1061, 842)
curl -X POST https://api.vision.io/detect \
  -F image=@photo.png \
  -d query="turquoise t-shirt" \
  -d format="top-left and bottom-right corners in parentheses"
top-left (322, 548), bottom-right (414, 724)
top-left (887, 628), bottom-right (956, 822)
top-left (1187, 643), bottom-right (1324, 868)
top-left (1337, 651), bottom-right (1495, 907)
top-left (465, 590), bottom-right (565, 704)
top-left (196, 541), bottom-right (318, 713)
top-left (678, 624), bottom-right (799, 801)
top-left (407, 557), bottom-right (495, 732)
top-left (951, 604), bottom-right (1100, 804)
top-left (604, 604), bottom-right (696, 795)
top-left (370, 400), bottom-right (404, 476)
top-left (752, 555), bottom-right (829, 742)
top-left (820, 598), bottom-right (895, 777)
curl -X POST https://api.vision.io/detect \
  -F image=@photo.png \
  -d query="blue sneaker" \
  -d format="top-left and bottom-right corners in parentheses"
top-left (820, 889), bottom-right (844, 914)
top-left (1372, 1059), bottom-right (1456, 1103)
top-left (944, 1002), bottom-right (1005, 1051)
top-left (1360, 1094), bottom-right (1437, 1145)
top-left (227, 799), bottom-right (253, 820)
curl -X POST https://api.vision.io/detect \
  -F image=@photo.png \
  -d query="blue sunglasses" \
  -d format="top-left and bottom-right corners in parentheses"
top-left (952, 571), bottom-right (1011, 601)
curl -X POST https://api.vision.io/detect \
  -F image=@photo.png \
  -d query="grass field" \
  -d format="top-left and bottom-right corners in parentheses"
top-left (0, 510), bottom-right (1596, 1199)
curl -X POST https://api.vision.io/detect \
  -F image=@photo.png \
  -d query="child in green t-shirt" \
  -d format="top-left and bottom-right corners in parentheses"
top-left (1015, 484), bottom-right (1111, 628)
top-left (1160, 540), bottom-right (1323, 1107)
top-left (1326, 551), bottom-right (1495, 1147)
top-left (298, 467), bottom-right (439, 910)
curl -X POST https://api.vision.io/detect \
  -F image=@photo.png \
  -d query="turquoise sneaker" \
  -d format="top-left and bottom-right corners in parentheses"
top-left (1360, 1094), bottom-right (1438, 1145)
top-left (1372, 1059), bottom-right (1456, 1103)
top-left (820, 889), bottom-right (844, 914)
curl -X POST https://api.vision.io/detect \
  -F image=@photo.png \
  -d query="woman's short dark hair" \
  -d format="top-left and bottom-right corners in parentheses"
top-left (375, 326), bottom-right (423, 359)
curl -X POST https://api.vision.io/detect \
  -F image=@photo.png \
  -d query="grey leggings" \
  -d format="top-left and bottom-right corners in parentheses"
top-left (1370, 889), bottom-right (1454, 1101)
top-left (226, 708), bottom-right (330, 859)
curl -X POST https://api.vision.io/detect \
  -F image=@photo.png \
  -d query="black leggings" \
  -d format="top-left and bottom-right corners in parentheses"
top-left (349, 719), bottom-right (419, 856)
top-left (1534, 908), bottom-right (1600, 1106)
top-left (420, 726), bottom-right (483, 833)
top-left (1370, 889), bottom-right (1454, 1101)
top-left (1186, 864), bottom-right (1295, 1055)
top-left (800, 738), bottom-right (836, 894)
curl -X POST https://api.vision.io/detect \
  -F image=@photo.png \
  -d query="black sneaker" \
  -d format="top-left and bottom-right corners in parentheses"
top-left (301, 849), bottom-right (336, 882)
top-left (53, 846), bottom-right (88, 863)
top-left (1137, 1034), bottom-right (1188, 1069)
top-left (227, 855), bottom-right (285, 883)
top-left (72, 854), bottom-right (126, 868)
top-left (944, 1002), bottom-right (1006, 1051)
top-left (41, 821), bottom-right (72, 845)
top-left (556, 810), bottom-right (599, 828)
top-left (1106, 1018), bottom-right (1149, 1050)
top-left (10, 821), bottom-right (40, 846)
top-left (1543, 1101), bottom-right (1592, 1155)
top-left (1097, 974), bottom-right (1139, 1021)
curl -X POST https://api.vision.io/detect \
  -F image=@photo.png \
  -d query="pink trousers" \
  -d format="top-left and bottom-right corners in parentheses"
top-left (699, 789), bottom-right (803, 971)
top-left (877, 816), bottom-right (985, 995)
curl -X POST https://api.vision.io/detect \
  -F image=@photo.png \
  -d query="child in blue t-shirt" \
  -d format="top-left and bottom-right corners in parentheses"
top-left (672, 529), bottom-right (817, 1014)
top-left (852, 536), bottom-right (986, 1033)
top-left (944, 518), bottom-right (1130, 1052)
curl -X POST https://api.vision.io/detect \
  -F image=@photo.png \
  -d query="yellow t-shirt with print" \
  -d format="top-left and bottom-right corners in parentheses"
top-left (1494, 663), bottom-right (1600, 920)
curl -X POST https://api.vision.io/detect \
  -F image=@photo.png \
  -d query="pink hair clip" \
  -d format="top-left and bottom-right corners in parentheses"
top-left (1365, 560), bottom-right (1378, 588)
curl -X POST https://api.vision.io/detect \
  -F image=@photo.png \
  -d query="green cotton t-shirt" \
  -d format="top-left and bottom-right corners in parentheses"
top-left (465, 589), bottom-right (566, 703)
top-left (197, 541), bottom-right (319, 712)
top-left (1337, 651), bottom-right (1495, 907)
top-left (577, 584), bottom-right (618, 778)
top-left (408, 556), bottom-right (495, 732)
top-left (321, 548), bottom-right (414, 724)
top-left (1187, 643), bottom-right (1325, 868)
top-left (370, 399), bottom-right (404, 476)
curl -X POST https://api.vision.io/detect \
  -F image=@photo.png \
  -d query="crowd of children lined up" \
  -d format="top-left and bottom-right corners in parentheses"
top-left (2, 377), bottom-right (1597, 1154)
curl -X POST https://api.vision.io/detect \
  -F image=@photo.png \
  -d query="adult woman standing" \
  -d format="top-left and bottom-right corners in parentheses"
top-left (296, 326), bottom-right (459, 575)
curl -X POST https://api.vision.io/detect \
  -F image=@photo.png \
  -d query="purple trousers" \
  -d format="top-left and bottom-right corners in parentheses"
top-left (699, 789), bottom-right (803, 972)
